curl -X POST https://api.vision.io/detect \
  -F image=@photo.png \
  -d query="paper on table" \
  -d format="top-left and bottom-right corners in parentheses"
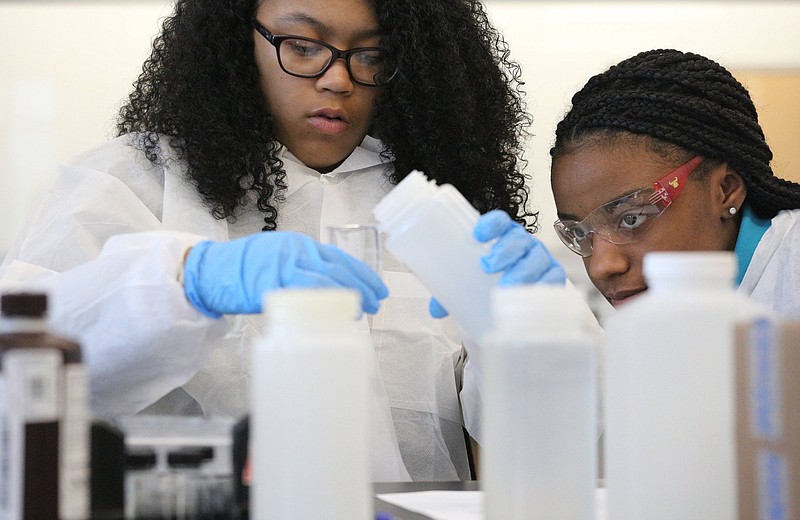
top-left (375, 489), bottom-right (607, 520)
top-left (376, 491), bottom-right (482, 520)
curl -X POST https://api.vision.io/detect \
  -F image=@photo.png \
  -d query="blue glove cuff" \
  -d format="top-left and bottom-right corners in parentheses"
top-left (183, 240), bottom-right (223, 319)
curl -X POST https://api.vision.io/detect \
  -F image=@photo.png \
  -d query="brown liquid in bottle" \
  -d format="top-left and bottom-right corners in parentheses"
top-left (0, 292), bottom-right (87, 520)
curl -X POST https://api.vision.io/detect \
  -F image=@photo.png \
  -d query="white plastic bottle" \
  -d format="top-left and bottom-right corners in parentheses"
top-left (603, 251), bottom-right (770, 520)
top-left (250, 288), bottom-right (371, 520)
top-left (482, 285), bottom-right (597, 520)
top-left (373, 170), bottom-right (500, 341)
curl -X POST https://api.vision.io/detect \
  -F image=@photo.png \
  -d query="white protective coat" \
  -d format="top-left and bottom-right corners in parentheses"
top-left (0, 133), bottom-right (482, 481)
top-left (738, 208), bottom-right (800, 320)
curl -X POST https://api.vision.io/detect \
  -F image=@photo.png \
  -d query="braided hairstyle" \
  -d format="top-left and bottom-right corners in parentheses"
top-left (550, 48), bottom-right (800, 220)
top-left (117, 0), bottom-right (534, 231)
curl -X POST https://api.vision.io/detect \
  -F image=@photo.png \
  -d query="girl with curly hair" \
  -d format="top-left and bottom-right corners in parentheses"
top-left (550, 48), bottom-right (800, 318)
top-left (0, 0), bottom-right (565, 480)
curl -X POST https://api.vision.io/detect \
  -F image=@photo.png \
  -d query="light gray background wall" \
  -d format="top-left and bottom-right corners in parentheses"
top-left (2, 1), bottom-right (799, 316)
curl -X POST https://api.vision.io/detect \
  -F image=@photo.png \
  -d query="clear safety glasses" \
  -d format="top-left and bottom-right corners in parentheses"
top-left (252, 19), bottom-right (397, 87)
top-left (554, 156), bottom-right (705, 257)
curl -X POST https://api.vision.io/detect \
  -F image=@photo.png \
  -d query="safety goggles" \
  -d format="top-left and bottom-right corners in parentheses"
top-left (554, 156), bottom-right (704, 257)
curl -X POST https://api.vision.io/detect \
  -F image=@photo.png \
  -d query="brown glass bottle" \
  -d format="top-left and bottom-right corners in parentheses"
top-left (0, 292), bottom-right (89, 520)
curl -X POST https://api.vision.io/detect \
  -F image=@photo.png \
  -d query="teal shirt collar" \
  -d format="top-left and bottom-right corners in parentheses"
top-left (733, 205), bottom-right (771, 285)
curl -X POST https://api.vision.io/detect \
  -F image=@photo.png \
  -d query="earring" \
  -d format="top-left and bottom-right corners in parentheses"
top-left (729, 207), bottom-right (738, 216)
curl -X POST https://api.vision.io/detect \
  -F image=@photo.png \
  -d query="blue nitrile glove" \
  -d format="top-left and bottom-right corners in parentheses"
top-left (183, 231), bottom-right (388, 318)
top-left (429, 210), bottom-right (566, 318)
top-left (475, 209), bottom-right (566, 285)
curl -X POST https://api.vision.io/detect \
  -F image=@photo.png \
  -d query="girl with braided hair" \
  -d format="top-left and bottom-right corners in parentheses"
top-left (0, 0), bottom-right (566, 481)
top-left (550, 48), bottom-right (800, 318)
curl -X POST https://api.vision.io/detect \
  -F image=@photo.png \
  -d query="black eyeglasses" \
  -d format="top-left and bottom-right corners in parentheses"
top-left (251, 19), bottom-right (397, 87)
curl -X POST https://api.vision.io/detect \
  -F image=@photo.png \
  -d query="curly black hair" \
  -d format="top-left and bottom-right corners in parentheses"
top-left (117, 0), bottom-right (534, 232)
top-left (550, 48), bottom-right (800, 220)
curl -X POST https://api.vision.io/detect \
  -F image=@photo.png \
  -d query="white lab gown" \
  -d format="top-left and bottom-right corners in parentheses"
top-left (738, 208), bottom-right (800, 319)
top-left (0, 133), bottom-right (477, 482)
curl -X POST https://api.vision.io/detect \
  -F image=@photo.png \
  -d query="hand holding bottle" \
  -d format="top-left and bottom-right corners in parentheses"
top-left (429, 210), bottom-right (565, 318)
top-left (474, 209), bottom-right (566, 286)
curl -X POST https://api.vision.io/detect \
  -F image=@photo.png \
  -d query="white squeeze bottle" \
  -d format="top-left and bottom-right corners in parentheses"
top-left (482, 285), bottom-right (597, 520)
top-left (373, 170), bottom-right (500, 341)
top-left (250, 288), bottom-right (371, 520)
top-left (603, 251), bottom-right (770, 520)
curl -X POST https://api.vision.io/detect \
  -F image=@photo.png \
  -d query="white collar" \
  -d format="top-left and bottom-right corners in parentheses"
top-left (278, 136), bottom-right (392, 197)
top-left (279, 135), bottom-right (391, 176)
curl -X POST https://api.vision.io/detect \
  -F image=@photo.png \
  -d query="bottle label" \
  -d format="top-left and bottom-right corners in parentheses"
top-left (60, 364), bottom-right (89, 520)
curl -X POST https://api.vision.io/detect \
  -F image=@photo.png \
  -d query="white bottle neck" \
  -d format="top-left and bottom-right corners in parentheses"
top-left (0, 316), bottom-right (48, 334)
top-left (647, 277), bottom-right (733, 293)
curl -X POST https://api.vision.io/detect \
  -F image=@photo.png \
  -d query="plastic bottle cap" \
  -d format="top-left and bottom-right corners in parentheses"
top-left (492, 284), bottom-right (583, 325)
top-left (1, 292), bottom-right (48, 317)
top-left (373, 170), bottom-right (437, 232)
top-left (643, 251), bottom-right (736, 283)
top-left (263, 288), bottom-right (360, 325)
